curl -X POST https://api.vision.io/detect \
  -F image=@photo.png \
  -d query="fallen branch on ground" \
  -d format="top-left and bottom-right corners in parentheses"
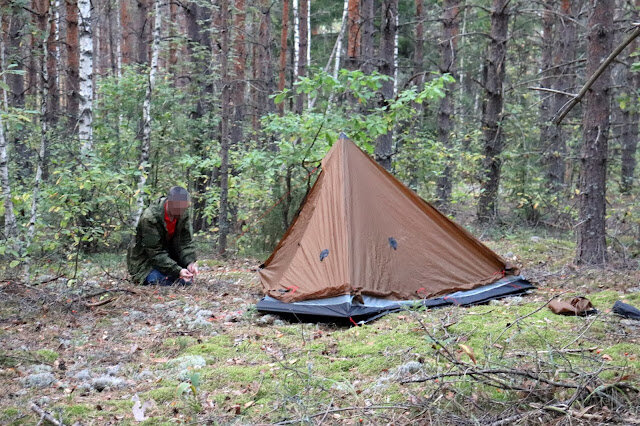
top-left (30, 402), bottom-right (63, 426)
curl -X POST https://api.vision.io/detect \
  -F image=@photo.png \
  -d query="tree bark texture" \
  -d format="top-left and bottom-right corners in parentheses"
top-left (477, 0), bottom-right (509, 222)
top-left (252, 0), bottom-right (275, 130)
top-left (360, 0), bottom-right (375, 74)
top-left (66, 0), bottom-right (79, 120)
top-left (545, 0), bottom-right (577, 190)
top-left (219, 0), bottom-right (231, 255)
top-left (231, 0), bottom-right (246, 146)
top-left (414, 0), bottom-right (424, 83)
top-left (435, 0), bottom-right (460, 209)
top-left (375, 0), bottom-right (397, 171)
top-left (346, 0), bottom-right (360, 70)
top-left (78, 0), bottom-right (93, 154)
top-left (278, 0), bottom-right (289, 115)
top-left (621, 3), bottom-right (640, 193)
top-left (132, 0), bottom-right (162, 228)
top-left (295, 0), bottom-right (308, 113)
top-left (0, 108), bottom-right (17, 239)
top-left (576, 0), bottom-right (613, 265)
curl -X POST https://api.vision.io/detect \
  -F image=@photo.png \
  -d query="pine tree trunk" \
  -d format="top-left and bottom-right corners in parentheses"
top-left (621, 2), bottom-right (640, 193)
top-left (361, 0), bottom-right (375, 74)
top-left (375, 0), bottom-right (397, 171)
top-left (346, 0), bottom-right (360, 70)
top-left (230, 0), bottom-right (246, 152)
top-left (295, 0), bottom-right (308, 113)
top-left (538, 0), bottom-right (555, 181)
top-left (414, 0), bottom-right (424, 84)
top-left (278, 0), bottom-right (289, 115)
top-left (435, 0), bottom-right (460, 209)
top-left (78, 0), bottom-right (93, 154)
top-left (545, 0), bottom-right (576, 190)
top-left (219, 0), bottom-right (231, 256)
top-left (132, 0), bottom-right (162, 227)
top-left (254, 0), bottom-right (275, 124)
top-left (576, 0), bottom-right (613, 265)
top-left (24, 7), bottom-right (51, 282)
top-left (476, 0), bottom-right (510, 222)
top-left (66, 0), bottom-right (79, 120)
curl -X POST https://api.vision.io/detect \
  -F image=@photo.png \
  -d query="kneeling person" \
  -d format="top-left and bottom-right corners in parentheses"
top-left (127, 186), bottom-right (198, 285)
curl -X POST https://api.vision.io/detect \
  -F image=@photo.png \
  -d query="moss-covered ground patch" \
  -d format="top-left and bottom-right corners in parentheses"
top-left (1, 232), bottom-right (639, 424)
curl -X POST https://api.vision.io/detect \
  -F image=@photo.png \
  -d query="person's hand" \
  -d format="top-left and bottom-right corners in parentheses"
top-left (187, 262), bottom-right (199, 275)
top-left (179, 268), bottom-right (194, 281)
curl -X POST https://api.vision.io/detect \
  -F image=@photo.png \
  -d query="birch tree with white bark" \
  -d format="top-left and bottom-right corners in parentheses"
top-left (132, 0), bottom-right (162, 227)
top-left (78, 0), bottom-right (94, 154)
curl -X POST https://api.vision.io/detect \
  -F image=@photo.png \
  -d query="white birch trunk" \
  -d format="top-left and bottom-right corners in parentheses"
top-left (293, 0), bottom-right (299, 80)
top-left (24, 11), bottom-right (51, 282)
top-left (0, 110), bottom-right (17, 240)
top-left (332, 0), bottom-right (349, 78)
top-left (1, 31), bottom-right (8, 113)
top-left (306, 0), bottom-right (311, 104)
top-left (116, 0), bottom-right (122, 79)
top-left (78, 0), bottom-right (94, 155)
top-left (132, 0), bottom-right (162, 227)
top-left (393, 12), bottom-right (398, 96)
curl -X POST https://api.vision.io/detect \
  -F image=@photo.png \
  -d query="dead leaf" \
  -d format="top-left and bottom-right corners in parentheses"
top-left (601, 354), bottom-right (613, 361)
top-left (243, 401), bottom-right (255, 409)
top-left (459, 344), bottom-right (477, 364)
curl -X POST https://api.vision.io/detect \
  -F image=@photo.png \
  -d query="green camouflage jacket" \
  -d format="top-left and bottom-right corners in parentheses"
top-left (127, 197), bottom-right (197, 284)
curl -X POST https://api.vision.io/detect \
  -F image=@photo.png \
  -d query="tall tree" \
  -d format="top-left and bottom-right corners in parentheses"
top-left (477, 0), bottom-right (510, 222)
top-left (576, 0), bottom-right (613, 264)
top-left (66, 0), bottom-right (79, 120)
top-left (0, 105), bottom-right (17, 239)
top-left (132, 0), bottom-right (162, 227)
top-left (360, 0), bottom-right (375, 74)
top-left (375, 0), bottom-right (397, 171)
top-left (278, 0), bottom-right (289, 115)
top-left (621, 1), bottom-right (640, 193)
top-left (295, 0), bottom-right (308, 113)
top-left (252, 0), bottom-right (276, 130)
top-left (544, 0), bottom-right (577, 189)
top-left (78, 0), bottom-right (93, 154)
top-left (435, 0), bottom-right (460, 208)
top-left (346, 0), bottom-right (360, 70)
top-left (219, 0), bottom-right (231, 255)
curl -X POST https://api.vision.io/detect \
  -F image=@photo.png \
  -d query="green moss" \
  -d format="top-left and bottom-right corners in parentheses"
top-left (63, 404), bottom-right (95, 421)
top-left (145, 386), bottom-right (178, 403)
top-left (35, 349), bottom-right (59, 363)
top-left (184, 335), bottom-right (234, 358)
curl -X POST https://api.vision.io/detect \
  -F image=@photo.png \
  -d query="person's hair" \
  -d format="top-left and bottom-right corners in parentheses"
top-left (167, 186), bottom-right (190, 201)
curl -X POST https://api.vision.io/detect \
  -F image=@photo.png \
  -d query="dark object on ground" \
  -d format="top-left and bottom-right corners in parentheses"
top-left (548, 296), bottom-right (597, 316)
top-left (256, 275), bottom-right (534, 324)
top-left (612, 301), bottom-right (640, 320)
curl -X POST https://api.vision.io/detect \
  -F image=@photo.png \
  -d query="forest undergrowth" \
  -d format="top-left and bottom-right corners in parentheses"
top-left (1, 229), bottom-right (639, 425)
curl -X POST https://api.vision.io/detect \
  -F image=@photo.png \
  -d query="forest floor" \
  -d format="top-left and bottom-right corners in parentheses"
top-left (1, 230), bottom-right (640, 425)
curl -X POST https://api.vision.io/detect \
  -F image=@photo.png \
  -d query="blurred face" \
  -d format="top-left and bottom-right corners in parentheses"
top-left (166, 199), bottom-right (190, 218)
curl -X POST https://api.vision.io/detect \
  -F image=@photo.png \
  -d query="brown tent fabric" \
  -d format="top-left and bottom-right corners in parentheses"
top-left (548, 297), bottom-right (595, 316)
top-left (259, 136), bottom-right (517, 303)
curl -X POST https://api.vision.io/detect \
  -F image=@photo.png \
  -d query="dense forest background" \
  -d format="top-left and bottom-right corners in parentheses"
top-left (0, 0), bottom-right (639, 281)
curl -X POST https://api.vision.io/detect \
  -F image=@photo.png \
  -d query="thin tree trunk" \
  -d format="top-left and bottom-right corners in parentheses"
top-left (333, 0), bottom-right (349, 78)
top-left (576, 0), bottom-right (613, 265)
top-left (78, 0), bottom-right (93, 154)
top-left (621, 2), bottom-right (640, 193)
top-left (132, 0), bottom-right (162, 227)
top-left (538, 0), bottom-right (555, 178)
top-left (375, 0), bottom-right (397, 171)
top-left (414, 0), bottom-right (424, 85)
top-left (278, 0), bottom-right (289, 115)
top-left (66, 0), bottom-right (79, 121)
top-left (24, 7), bottom-right (51, 282)
top-left (294, 0), bottom-right (308, 113)
top-left (292, 0), bottom-right (299, 81)
top-left (230, 0), bottom-right (246, 145)
top-left (435, 0), bottom-right (460, 209)
top-left (219, 0), bottom-right (231, 256)
top-left (545, 0), bottom-right (576, 190)
top-left (476, 0), bottom-right (510, 222)
top-left (0, 108), bottom-right (17, 239)
top-left (252, 0), bottom-right (275, 131)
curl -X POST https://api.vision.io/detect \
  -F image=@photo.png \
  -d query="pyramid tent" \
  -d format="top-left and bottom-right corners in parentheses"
top-left (257, 136), bottom-right (531, 321)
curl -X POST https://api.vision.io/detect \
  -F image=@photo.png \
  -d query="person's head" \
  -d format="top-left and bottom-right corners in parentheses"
top-left (166, 186), bottom-right (190, 218)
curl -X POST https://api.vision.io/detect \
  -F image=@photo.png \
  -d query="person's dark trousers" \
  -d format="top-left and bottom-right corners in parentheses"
top-left (143, 269), bottom-right (191, 286)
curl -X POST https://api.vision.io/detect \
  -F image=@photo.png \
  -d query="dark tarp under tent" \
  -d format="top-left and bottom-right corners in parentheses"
top-left (256, 135), bottom-right (533, 323)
